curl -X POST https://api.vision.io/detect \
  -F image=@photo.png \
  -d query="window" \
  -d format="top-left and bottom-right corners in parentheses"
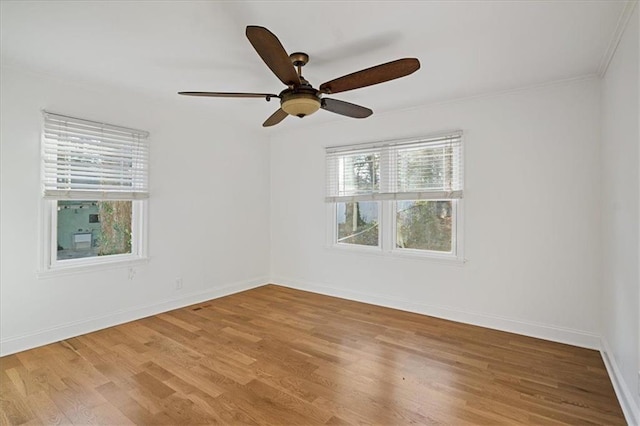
top-left (326, 132), bottom-right (463, 260)
top-left (40, 111), bottom-right (149, 272)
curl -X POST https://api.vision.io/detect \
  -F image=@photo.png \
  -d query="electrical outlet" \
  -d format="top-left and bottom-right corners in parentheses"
top-left (175, 278), bottom-right (183, 290)
top-left (128, 267), bottom-right (136, 280)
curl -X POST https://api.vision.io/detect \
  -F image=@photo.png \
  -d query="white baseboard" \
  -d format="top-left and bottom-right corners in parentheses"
top-left (271, 276), bottom-right (601, 350)
top-left (601, 338), bottom-right (640, 426)
top-left (0, 276), bottom-right (268, 357)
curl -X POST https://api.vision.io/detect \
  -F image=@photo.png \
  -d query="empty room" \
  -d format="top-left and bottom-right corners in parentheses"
top-left (1, 1), bottom-right (638, 424)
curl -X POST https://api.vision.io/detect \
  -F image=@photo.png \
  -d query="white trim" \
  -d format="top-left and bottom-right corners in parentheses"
top-left (597, 1), bottom-right (638, 77)
top-left (0, 276), bottom-right (269, 357)
top-left (381, 195), bottom-right (394, 252)
top-left (600, 338), bottom-right (640, 425)
top-left (39, 199), bottom-right (149, 275)
top-left (36, 257), bottom-right (150, 279)
top-left (331, 242), bottom-right (383, 254)
top-left (271, 276), bottom-right (601, 350)
top-left (455, 197), bottom-right (465, 262)
top-left (324, 243), bottom-right (465, 266)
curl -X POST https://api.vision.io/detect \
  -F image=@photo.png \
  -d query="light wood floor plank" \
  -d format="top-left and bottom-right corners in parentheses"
top-left (0, 284), bottom-right (625, 425)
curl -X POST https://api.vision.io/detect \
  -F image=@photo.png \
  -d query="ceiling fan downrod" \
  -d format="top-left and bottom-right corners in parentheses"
top-left (289, 52), bottom-right (309, 79)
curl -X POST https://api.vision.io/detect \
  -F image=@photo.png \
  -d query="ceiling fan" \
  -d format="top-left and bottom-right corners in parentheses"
top-left (178, 26), bottom-right (420, 127)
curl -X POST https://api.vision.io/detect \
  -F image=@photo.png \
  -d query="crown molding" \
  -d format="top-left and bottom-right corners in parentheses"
top-left (597, 1), bottom-right (638, 77)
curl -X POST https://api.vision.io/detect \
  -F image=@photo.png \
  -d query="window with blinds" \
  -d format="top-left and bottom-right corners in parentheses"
top-left (325, 132), bottom-right (463, 202)
top-left (326, 132), bottom-right (464, 259)
top-left (39, 111), bottom-right (150, 271)
top-left (42, 111), bottom-right (149, 200)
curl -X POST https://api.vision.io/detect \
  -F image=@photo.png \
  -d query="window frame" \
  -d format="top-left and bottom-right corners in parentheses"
top-left (38, 111), bottom-right (150, 276)
top-left (325, 132), bottom-right (464, 263)
top-left (327, 198), bottom-right (463, 262)
top-left (390, 198), bottom-right (463, 261)
top-left (39, 199), bottom-right (149, 276)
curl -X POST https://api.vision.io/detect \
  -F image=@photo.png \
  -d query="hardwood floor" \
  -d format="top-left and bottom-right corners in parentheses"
top-left (1, 285), bottom-right (625, 425)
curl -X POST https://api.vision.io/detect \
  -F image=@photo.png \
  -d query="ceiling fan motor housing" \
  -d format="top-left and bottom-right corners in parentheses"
top-left (280, 88), bottom-right (321, 118)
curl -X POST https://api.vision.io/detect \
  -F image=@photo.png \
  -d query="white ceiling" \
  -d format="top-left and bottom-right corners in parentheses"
top-left (0, 1), bottom-right (630, 127)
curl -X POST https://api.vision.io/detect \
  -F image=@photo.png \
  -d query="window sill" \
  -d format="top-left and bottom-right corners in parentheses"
top-left (37, 256), bottom-right (149, 279)
top-left (331, 242), bottom-right (383, 254)
top-left (391, 249), bottom-right (465, 265)
top-left (325, 244), bottom-right (465, 266)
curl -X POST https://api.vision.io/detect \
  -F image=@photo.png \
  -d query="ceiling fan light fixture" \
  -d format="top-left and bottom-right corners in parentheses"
top-left (281, 93), bottom-right (321, 117)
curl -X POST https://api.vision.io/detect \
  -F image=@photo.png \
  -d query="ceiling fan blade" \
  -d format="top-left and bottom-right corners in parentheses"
top-left (246, 26), bottom-right (301, 87)
top-left (319, 58), bottom-right (420, 94)
top-left (321, 98), bottom-right (373, 118)
top-left (178, 91), bottom-right (278, 99)
top-left (263, 108), bottom-right (288, 127)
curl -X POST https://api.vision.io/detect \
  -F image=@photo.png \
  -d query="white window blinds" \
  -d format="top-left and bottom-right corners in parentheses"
top-left (326, 132), bottom-right (463, 202)
top-left (42, 111), bottom-right (150, 200)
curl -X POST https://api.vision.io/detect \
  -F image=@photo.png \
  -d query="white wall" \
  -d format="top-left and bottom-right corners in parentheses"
top-left (270, 77), bottom-right (602, 349)
top-left (601, 4), bottom-right (640, 423)
top-left (0, 66), bottom-right (271, 355)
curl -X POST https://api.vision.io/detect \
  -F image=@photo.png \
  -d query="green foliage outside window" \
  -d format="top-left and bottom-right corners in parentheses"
top-left (98, 201), bottom-right (132, 255)
top-left (396, 200), bottom-right (452, 252)
top-left (337, 202), bottom-right (379, 246)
